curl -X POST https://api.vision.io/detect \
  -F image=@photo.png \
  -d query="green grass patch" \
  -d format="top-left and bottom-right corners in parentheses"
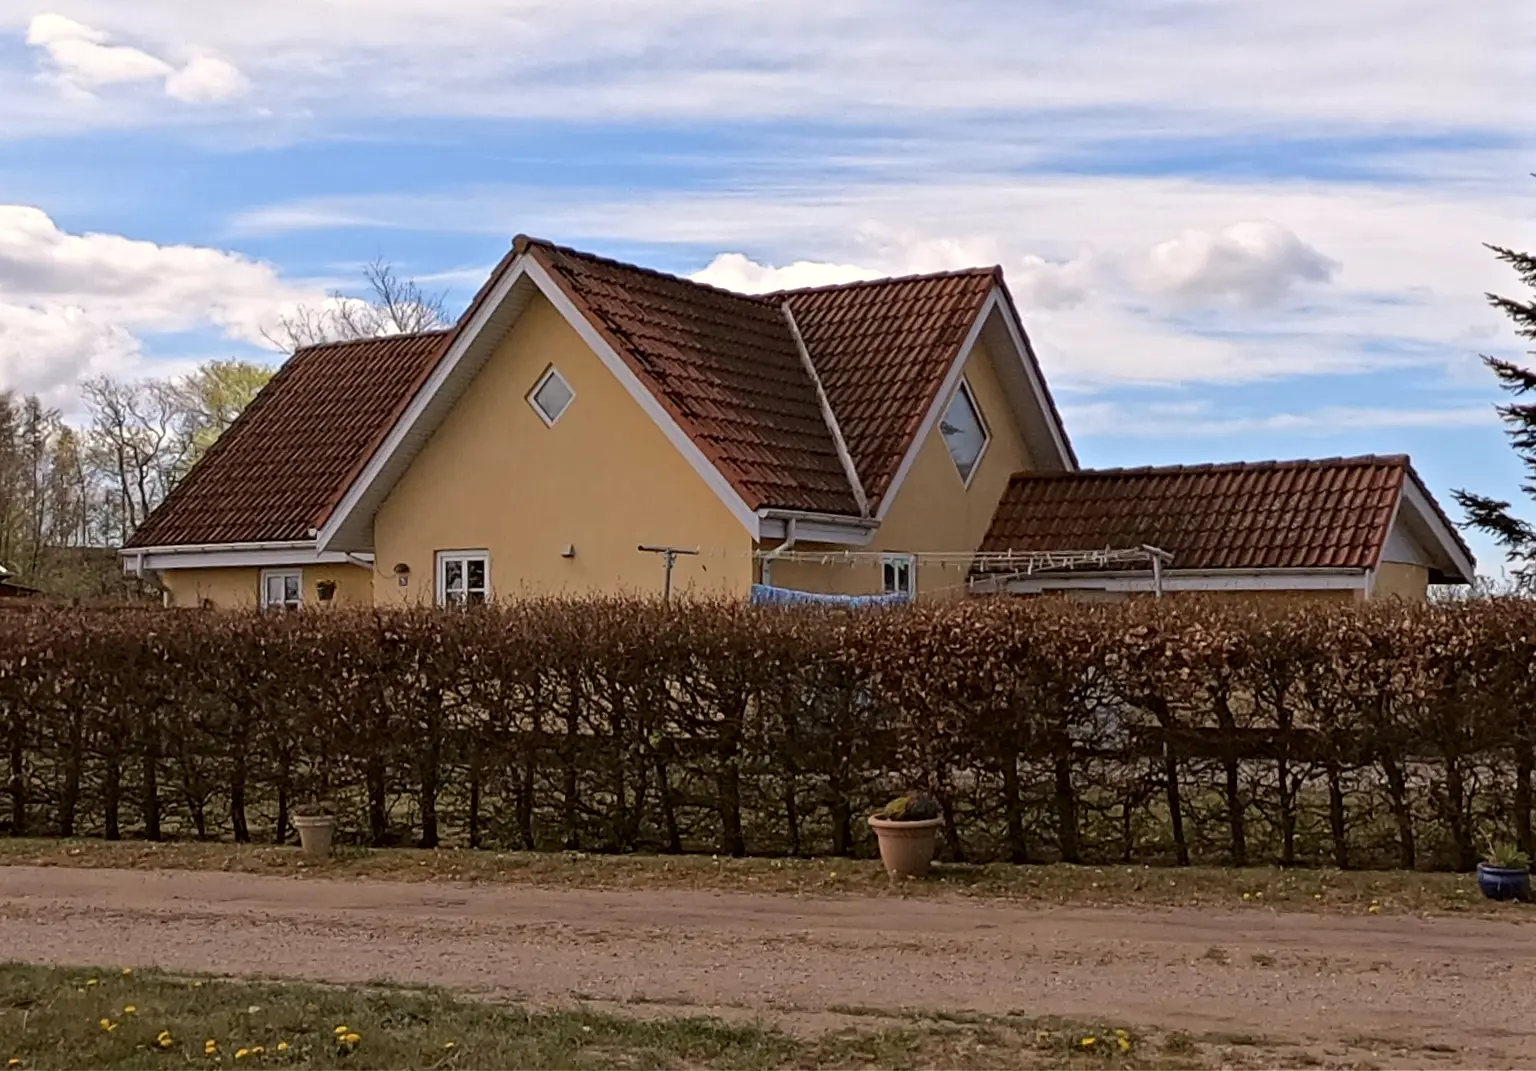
top-left (0, 964), bottom-right (1264, 1070)
top-left (0, 837), bottom-right (1518, 918)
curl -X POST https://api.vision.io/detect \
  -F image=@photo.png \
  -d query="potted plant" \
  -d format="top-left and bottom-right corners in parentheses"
top-left (868, 793), bottom-right (943, 878)
top-left (291, 801), bottom-right (337, 859)
top-left (1477, 836), bottom-right (1531, 902)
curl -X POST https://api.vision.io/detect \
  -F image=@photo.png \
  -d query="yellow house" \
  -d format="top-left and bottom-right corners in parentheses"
top-left (120, 236), bottom-right (1473, 607)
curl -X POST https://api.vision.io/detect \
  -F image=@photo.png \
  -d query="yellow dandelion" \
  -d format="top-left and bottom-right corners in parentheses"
top-left (157, 1032), bottom-right (175, 1050)
top-left (1081, 1036), bottom-right (1096, 1048)
top-left (250, 1046), bottom-right (265, 1056)
top-left (7, 1059), bottom-right (19, 1068)
top-left (276, 1042), bottom-right (289, 1053)
top-left (334, 1026), bottom-right (349, 1036)
top-left (1368, 903), bottom-right (1381, 914)
top-left (236, 1048), bottom-right (249, 1060)
top-left (1119, 1036), bottom-right (1132, 1052)
top-left (342, 1033), bottom-right (361, 1046)
top-left (122, 967), bottom-right (133, 976)
top-left (124, 1006), bottom-right (137, 1015)
top-left (99, 1018), bottom-right (117, 1033)
top-left (443, 1042), bottom-right (457, 1050)
top-left (86, 978), bottom-right (99, 987)
top-left (246, 1005), bottom-right (262, 1015)
top-left (829, 871), bottom-right (839, 879)
top-left (1241, 892), bottom-right (1251, 901)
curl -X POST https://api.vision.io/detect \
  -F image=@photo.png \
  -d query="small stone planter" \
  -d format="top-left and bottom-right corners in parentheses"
top-left (292, 814), bottom-right (336, 859)
top-left (869, 815), bottom-right (943, 878)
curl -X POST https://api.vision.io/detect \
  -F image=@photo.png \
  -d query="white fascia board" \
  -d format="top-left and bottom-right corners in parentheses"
top-left (990, 291), bottom-right (1075, 472)
top-left (524, 257), bottom-right (761, 541)
top-left (317, 258), bottom-right (532, 554)
top-left (1003, 569), bottom-right (1369, 594)
top-left (875, 291), bottom-right (997, 523)
top-left (1400, 476), bottom-right (1477, 583)
top-left (757, 514), bottom-right (877, 546)
top-left (132, 546), bottom-right (375, 571)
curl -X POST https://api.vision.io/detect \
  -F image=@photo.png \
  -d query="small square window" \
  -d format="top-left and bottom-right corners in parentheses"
top-left (260, 569), bottom-right (302, 611)
top-left (882, 554), bottom-right (915, 598)
top-left (940, 380), bottom-right (990, 486)
top-left (529, 366), bottom-right (574, 425)
top-left (437, 551), bottom-right (490, 606)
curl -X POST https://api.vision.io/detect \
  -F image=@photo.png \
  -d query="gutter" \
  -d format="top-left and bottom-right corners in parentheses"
top-left (760, 516), bottom-right (798, 588)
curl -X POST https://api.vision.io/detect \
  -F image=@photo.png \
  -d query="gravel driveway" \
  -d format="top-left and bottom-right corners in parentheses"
top-left (3, 865), bottom-right (1533, 1064)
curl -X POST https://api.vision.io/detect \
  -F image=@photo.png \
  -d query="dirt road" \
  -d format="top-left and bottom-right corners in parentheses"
top-left (3, 865), bottom-right (1533, 1064)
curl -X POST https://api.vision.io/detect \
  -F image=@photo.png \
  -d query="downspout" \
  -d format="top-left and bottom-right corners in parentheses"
top-left (760, 516), bottom-right (798, 589)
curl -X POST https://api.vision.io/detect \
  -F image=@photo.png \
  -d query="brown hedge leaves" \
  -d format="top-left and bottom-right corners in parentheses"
top-left (2, 596), bottom-right (1534, 869)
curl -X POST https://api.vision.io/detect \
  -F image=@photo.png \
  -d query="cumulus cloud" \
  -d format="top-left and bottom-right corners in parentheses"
top-left (25, 12), bottom-right (249, 103)
top-left (0, 204), bottom-right (323, 402)
top-left (1061, 399), bottom-right (1495, 438)
top-left (1138, 221), bottom-right (1339, 308)
top-left (690, 253), bottom-right (882, 293)
top-left (690, 245), bottom-right (1093, 310)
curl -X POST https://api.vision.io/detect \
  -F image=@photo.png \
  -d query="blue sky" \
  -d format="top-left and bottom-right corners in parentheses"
top-left (0, 1), bottom-right (1530, 575)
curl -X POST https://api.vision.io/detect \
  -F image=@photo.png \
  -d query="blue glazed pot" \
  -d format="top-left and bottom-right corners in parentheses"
top-left (1476, 863), bottom-right (1531, 902)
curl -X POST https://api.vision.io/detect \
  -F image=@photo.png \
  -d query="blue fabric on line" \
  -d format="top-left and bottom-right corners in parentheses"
top-left (749, 583), bottom-right (910, 608)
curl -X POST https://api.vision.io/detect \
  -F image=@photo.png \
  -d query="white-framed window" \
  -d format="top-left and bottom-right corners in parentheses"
top-left (939, 379), bottom-right (990, 486)
top-left (260, 569), bottom-right (302, 611)
top-left (436, 551), bottom-right (491, 606)
top-left (882, 554), bottom-right (915, 598)
top-left (528, 366), bottom-right (575, 426)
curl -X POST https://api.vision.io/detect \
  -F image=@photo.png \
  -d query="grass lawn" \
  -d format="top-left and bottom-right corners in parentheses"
top-left (0, 836), bottom-right (1514, 917)
top-left (0, 963), bottom-right (1268, 1070)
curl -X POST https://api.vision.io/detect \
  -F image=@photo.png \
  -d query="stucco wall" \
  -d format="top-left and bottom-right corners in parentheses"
top-left (766, 337), bottom-right (1031, 600)
top-left (1371, 561), bottom-right (1430, 602)
top-left (160, 564), bottom-right (373, 609)
top-left (373, 293), bottom-right (754, 604)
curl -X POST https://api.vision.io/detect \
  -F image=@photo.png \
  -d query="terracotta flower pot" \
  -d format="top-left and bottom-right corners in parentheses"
top-left (292, 815), bottom-right (336, 859)
top-left (869, 815), bottom-right (943, 878)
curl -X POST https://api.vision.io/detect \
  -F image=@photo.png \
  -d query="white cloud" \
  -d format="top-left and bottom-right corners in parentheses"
top-left (690, 253), bottom-right (882, 293)
top-left (164, 54), bottom-right (250, 103)
top-left (1137, 221), bottom-right (1339, 308)
top-left (0, 204), bottom-right (325, 403)
top-left (0, 0), bottom-right (1522, 136)
top-left (24, 12), bottom-right (248, 103)
top-left (1061, 400), bottom-right (1497, 438)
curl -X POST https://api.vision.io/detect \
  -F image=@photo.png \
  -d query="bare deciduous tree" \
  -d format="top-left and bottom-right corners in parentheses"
top-left (263, 258), bottom-right (451, 354)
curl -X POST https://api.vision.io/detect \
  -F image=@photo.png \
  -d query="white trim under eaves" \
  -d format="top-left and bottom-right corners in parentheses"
top-left (757, 511), bottom-right (879, 546)
top-left (124, 543), bottom-right (375, 573)
top-left (876, 291), bottom-right (997, 523)
top-left (1400, 475), bottom-right (1477, 583)
top-left (1002, 569), bottom-right (1369, 594)
top-left (991, 290), bottom-right (1074, 471)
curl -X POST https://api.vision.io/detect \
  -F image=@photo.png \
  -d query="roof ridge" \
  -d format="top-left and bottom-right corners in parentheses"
top-left (513, 234), bottom-right (781, 307)
top-left (1010, 455), bottom-right (1411, 481)
top-left (294, 328), bottom-right (454, 354)
top-left (769, 264), bottom-right (1001, 300)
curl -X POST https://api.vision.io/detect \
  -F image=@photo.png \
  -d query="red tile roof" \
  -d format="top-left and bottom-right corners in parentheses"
top-left (774, 270), bottom-right (998, 507)
top-left (126, 237), bottom-right (1049, 546)
top-left (124, 331), bottom-right (449, 548)
top-left (980, 456), bottom-right (1472, 577)
top-left (526, 240), bottom-right (861, 514)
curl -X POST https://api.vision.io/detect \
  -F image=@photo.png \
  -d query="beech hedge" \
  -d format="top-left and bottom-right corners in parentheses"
top-left (2, 596), bottom-right (1533, 870)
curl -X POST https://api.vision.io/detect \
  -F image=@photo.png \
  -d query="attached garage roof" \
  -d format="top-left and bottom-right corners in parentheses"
top-left (980, 455), bottom-right (1475, 583)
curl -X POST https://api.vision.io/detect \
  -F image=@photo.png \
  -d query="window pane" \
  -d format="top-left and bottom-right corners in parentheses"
top-left (264, 575), bottom-right (283, 605)
top-left (467, 558), bottom-right (486, 592)
top-left (532, 370), bottom-right (574, 423)
top-left (283, 575), bottom-right (301, 602)
top-left (940, 385), bottom-right (988, 483)
top-left (444, 559), bottom-right (464, 592)
top-left (883, 558), bottom-right (913, 596)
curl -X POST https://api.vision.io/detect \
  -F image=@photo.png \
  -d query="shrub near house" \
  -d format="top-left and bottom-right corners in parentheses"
top-left (2, 596), bottom-right (1531, 870)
